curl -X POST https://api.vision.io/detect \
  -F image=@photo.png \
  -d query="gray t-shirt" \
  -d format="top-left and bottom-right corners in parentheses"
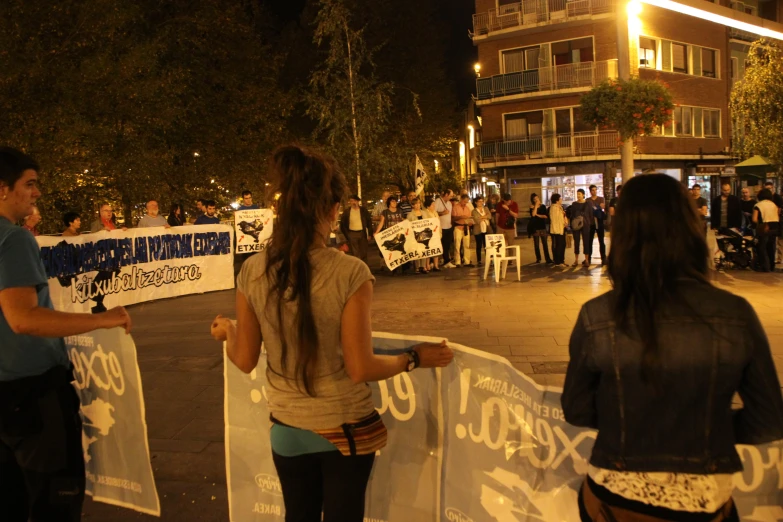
top-left (237, 248), bottom-right (376, 430)
top-left (137, 214), bottom-right (168, 228)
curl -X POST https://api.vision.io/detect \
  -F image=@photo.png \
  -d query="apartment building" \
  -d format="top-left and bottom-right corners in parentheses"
top-left (469, 0), bottom-right (783, 206)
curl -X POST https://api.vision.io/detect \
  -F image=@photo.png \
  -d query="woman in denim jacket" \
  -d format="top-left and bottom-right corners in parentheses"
top-left (562, 174), bottom-right (783, 522)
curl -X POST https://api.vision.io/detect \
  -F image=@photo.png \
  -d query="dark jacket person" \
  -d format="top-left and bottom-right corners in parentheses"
top-left (710, 183), bottom-right (742, 230)
top-left (562, 174), bottom-right (783, 522)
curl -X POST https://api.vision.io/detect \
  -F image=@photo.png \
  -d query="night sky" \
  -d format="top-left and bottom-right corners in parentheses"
top-left (263, 0), bottom-right (477, 105)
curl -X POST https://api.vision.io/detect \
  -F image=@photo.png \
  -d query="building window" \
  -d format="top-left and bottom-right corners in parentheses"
top-left (702, 48), bottom-right (716, 78)
top-left (502, 46), bottom-right (541, 73)
top-left (704, 109), bottom-right (721, 137)
top-left (505, 111), bottom-right (543, 138)
top-left (730, 56), bottom-right (739, 82)
top-left (639, 37), bottom-right (657, 68)
top-left (672, 43), bottom-right (688, 73)
top-left (551, 37), bottom-right (594, 66)
top-left (674, 106), bottom-right (692, 136)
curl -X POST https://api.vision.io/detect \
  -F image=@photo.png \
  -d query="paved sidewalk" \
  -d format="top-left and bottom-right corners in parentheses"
top-left (83, 238), bottom-right (783, 521)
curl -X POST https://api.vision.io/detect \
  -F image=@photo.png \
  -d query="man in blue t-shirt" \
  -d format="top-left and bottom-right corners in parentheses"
top-left (195, 199), bottom-right (221, 225)
top-left (237, 190), bottom-right (260, 210)
top-left (0, 147), bottom-right (132, 521)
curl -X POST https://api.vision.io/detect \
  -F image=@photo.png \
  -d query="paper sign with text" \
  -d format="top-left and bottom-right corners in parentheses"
top-left (234, 210), bottom-right (274, 254)
top-left (37, 225), bottom-right (234, 313)
top-left (408, 217), bottom-right (443, 261)
top-left (375, 220), bottom-right (420, 271)
top-left (67, 329), bottom-right (160, 516)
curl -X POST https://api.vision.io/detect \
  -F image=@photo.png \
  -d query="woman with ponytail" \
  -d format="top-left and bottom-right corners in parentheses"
top-left (561, 174), bottom-right (783, 522)
top-left (211, 145), bottom-right (453, 522)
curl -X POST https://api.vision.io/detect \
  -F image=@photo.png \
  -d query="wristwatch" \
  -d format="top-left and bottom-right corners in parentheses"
top-left (405, 350), bottom-right (420, 372)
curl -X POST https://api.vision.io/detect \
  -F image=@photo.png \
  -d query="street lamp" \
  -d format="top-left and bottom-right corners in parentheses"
top-left (474, 63), bottom-right (481, 77)
top-left (193, 152), bottom-right (200, 157)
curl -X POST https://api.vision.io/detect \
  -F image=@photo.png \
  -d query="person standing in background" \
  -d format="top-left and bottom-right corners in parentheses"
top-left (398, 191), bottom-right (413, 217)
top-left (451, 194), bottom-right (474, 268)
top-left (423, 197), bottom-right (441, 272)
top-left (472, 196), bottom-right (491, 266)
top-left (61, 212), bottom-right (81, 237)
top-left (587, 185), bottom-right (606, 265)
top-left (568, 189), bottom-right (593, 267)
top-left (195, 200), bottom-right (220, 225)
top-left (167, 203), bottom-right (184, 227)
top-left (710, 183), bottom-right (742, 233)
top-left (238, 190), bottom-right (260, 210)
top-left (548, 194), bottom-right (567, 267)
top-left (495, 193), bottom-right (518, 248)
top-left (692, 184), bottom-right (709, 232)
top-left (435, 189), bottom-right (455, 268)
top-left (487, 193), bottom-right (500, 234)
top-left (753, 188), bottom-right (780, 272)
top-left (21, 206), bottom-right (41, 236)
top-left (529, 194), bottom-right (552, 264)
top-left (608, 184), bottom-right (621, 233)
top-left (138, 200), bottom-right (170, 228)
top-left (740, 187), bottom-right (756, 231)
top-left (339, 195), bottom-right (373, 266)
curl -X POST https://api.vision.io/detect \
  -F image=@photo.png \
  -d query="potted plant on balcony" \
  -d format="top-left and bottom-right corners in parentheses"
top-left (580, 77), bottom-right (674, 179)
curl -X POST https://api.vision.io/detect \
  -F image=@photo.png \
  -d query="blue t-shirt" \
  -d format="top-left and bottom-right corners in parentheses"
top-left (237, 204), bottom-right (260, 210)
top-left (194, 215), bottom-right (221, 225)
top-left (0, 217), bottom-right (69, 381)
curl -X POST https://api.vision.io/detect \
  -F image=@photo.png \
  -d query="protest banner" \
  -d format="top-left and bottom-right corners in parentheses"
top-left (415, 155), bottom-right (428, 196)
top-left (37, 225), bottom-right (234, 313)
top-left (374, 220), bottom-right (420, 271)
top-left (484, 234), bottom-right (506, 258)
top-left (224, 333), bottom-right (783, 522)
top-left (409, 217), bottom-right (443, 261)
top-left (66, 328), bottom-right (160, 516)
top-left (234, 209), bottom-right (274, 254)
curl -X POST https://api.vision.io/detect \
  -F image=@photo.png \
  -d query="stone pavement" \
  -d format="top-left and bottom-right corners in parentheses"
top-left (82, 238), bottom-right (783, 521)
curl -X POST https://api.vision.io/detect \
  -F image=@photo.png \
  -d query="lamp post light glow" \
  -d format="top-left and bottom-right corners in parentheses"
top-left (468, 124), bottom-right (476, 149)
top-left (474, 63), bottom-right (481, 77)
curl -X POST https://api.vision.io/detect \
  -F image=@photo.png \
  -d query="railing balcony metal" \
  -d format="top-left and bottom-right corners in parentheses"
top-left (477, 130), bottom-right (621, 162)
top-left (471, 0), bottom-right (615, 37)
top-left (476, 59), bottom-right (618, 101)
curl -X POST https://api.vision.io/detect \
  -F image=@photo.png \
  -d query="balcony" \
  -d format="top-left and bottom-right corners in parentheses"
top-left (471, 0), bottom-right (615, 39)
top-left (476, 60), bottom-right (618, 102)
top-left (477, 131), bottom-right (621, 164)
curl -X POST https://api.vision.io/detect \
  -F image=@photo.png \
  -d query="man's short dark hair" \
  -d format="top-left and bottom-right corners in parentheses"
top-left (502, 193), bottom-right (512, 201)
top-left (577, 188), bottom-right (585, 195)
top-left (764, 181), bottom-right (774, 187)
top-left (424, 197), bottom-right (434, 208)
top-left (63, 212), bottom-right (80, 227)
top-left (242, 190), bottom-right (252, 198)
top-left (0, 147), bottom-right (39, 190)
top-left (589, 185), bottom-right (597, 190)
top-left (205, 199), bottom-right (216, 208)
top-left (692, 184), bottom-right (701, 190)
top-left (551, 193), bottom-right (561, 204)
top-left (616, 184), bottom-right (622, 192)
top-left (386, 195), bottom-right (398, 207)
top-left (460, 194), bottom-right (469, 201)
top-left (349, 194), bottom-right (361, 201)
top-left (197, 198), bottom-right (206, 205)
top-left (758, 188), bottom-right (772, 202)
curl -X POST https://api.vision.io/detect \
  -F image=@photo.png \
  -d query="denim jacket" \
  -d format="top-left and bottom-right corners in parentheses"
top-left (562, 280), bottom-right (783, 474)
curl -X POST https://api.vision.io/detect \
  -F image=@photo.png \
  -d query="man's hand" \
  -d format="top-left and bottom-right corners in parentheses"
top-left (102, 306), bottom-right (132, 334)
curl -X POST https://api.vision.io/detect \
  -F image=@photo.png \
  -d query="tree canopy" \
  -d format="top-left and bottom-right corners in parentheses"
top-left (730, 38), bottom-right (783, 166)
top-left (0, 0), bottom-right (461, 232)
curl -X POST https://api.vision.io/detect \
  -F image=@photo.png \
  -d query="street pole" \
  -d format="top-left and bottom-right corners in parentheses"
top-left (616, 1), bottom-right (635, 183)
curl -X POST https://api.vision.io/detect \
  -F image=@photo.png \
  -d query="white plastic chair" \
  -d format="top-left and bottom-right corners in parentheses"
top-left (483, 234), bottom-right (521, 282)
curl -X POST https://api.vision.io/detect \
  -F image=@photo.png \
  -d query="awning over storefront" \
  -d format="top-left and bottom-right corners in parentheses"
top-left (734, 156), bottom-right (777, 179)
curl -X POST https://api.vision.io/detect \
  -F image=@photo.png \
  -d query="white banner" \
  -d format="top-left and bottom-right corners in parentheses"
top-left (376, 218), bottom-right (443, 270)
top-left (234, 210), bottom-right (274, 254)
top-left (415, 155), bottom-right (428, 196)
top-left (485, 234), bottom-right (506, 257)
top-left (37, 225), bottom-right (235, 313)
top-left (67, 329), bottom-right (160, 516)
top-left (224, 333), bottom-right (783, 522)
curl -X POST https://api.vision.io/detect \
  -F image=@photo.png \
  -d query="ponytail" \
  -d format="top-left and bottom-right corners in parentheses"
top-left (264, 145), bottom-right (347, 396)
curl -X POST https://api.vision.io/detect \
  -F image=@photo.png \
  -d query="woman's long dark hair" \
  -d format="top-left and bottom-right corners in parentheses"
top-left (264, 145), bottom-right (347, 396)
top-left (608, 174), bottom-right (709, 382)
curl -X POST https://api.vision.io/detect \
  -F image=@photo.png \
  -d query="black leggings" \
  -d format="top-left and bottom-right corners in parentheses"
top-left (474, 233), bottom-right (486, 263)
top-left (273, 450), bottom-right (375, 522)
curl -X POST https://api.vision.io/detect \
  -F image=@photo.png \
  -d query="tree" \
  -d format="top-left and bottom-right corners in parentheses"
top-left (0, 0), bottom-right (292, 232)
top-left (580, 77), bottom-right (674, 180)
top-left (730, 39), bottom-right (783, 165)
top-left (306, 0), bottom-right (393, 198)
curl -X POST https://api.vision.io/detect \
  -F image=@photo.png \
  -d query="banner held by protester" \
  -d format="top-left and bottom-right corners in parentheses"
top-left (415, 155), bottom-right (428, 196)
top-left (224, 333), bottom-right (783, 522)
top-left (67, 328), bottom-right (160, 516)
top-left (374, 220), bottom-right (420, 270)
top-left (409, 217), bottom-right (443, 260)
top-left (234, 209), bottom-right (274, 254)
top-left (37, 225), bottom-right (235, 314)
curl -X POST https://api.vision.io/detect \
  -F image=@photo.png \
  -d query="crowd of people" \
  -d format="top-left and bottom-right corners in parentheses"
top-left (21, 190), bottom-right (266, 238)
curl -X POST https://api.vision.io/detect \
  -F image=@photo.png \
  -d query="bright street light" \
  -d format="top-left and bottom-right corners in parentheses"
top-left (474, 63), bottom-right (481, 76)
top-left (193, 152), bottom-right (200, 157)
top-left (627, 0), bottom-right (642, 16)
top-left (210, 179), bottom-right (215, 183)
